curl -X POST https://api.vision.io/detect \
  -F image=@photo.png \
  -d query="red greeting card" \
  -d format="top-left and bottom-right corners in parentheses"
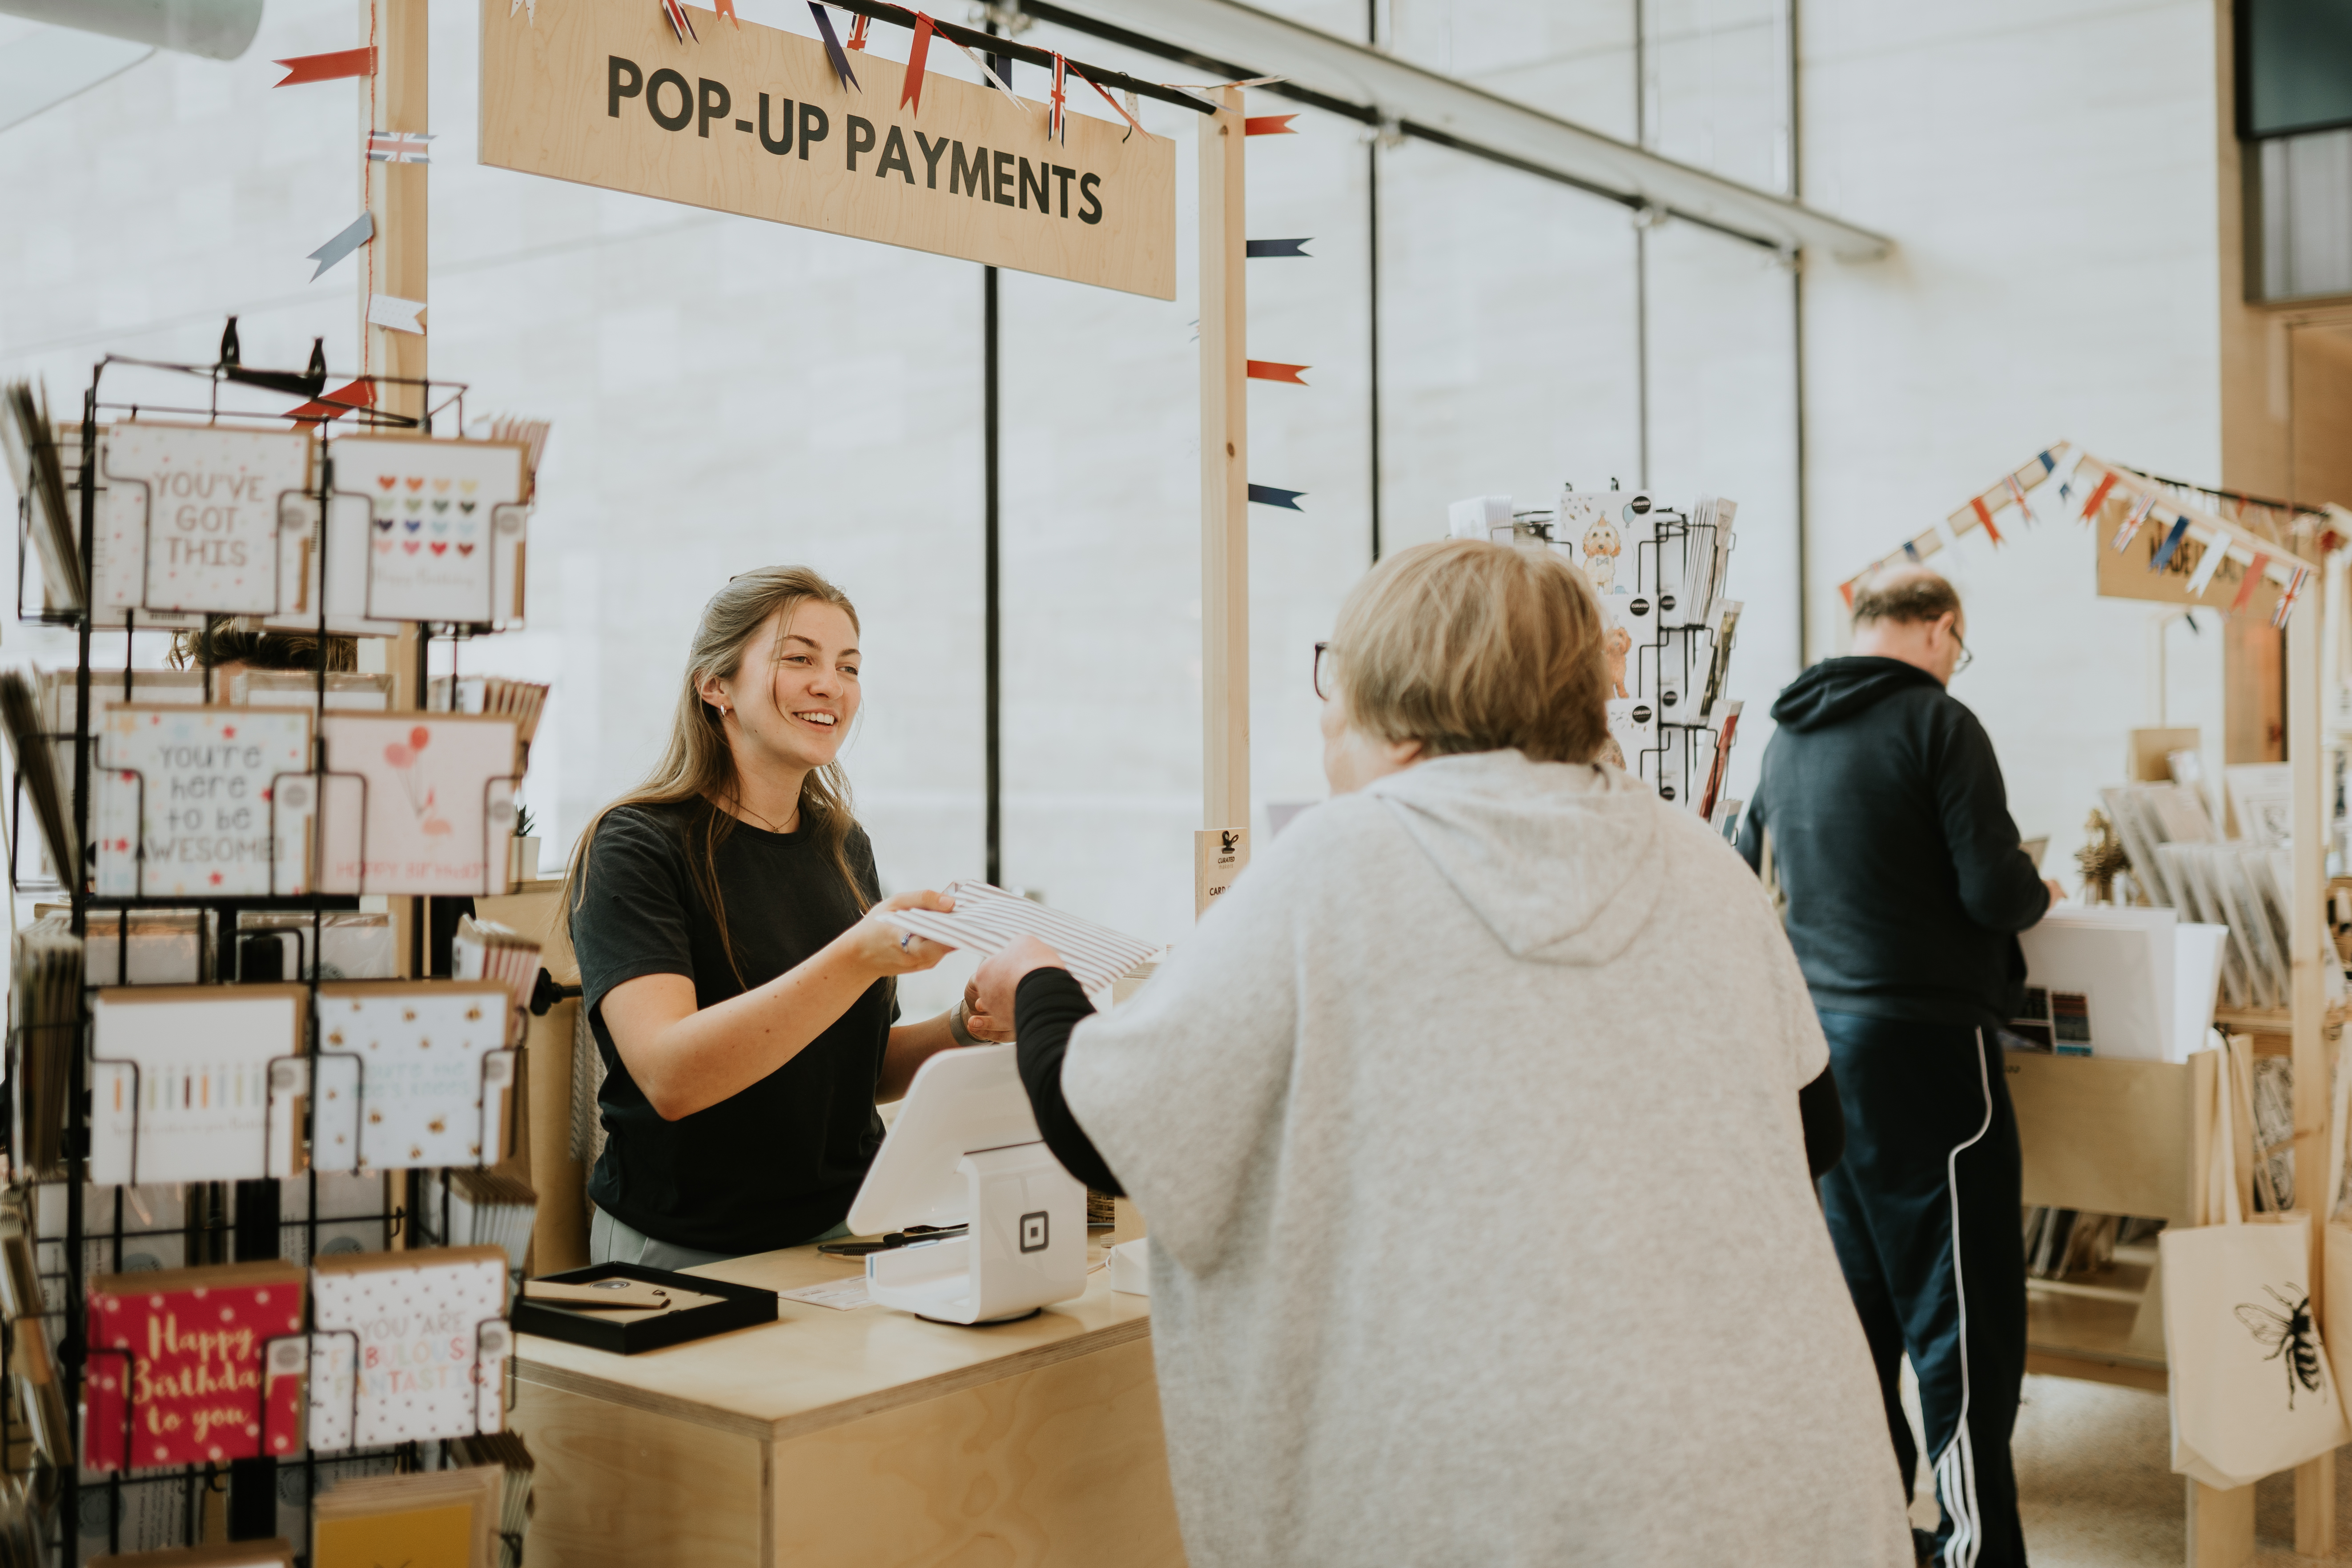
top-left (84, 1259), bottom-right (306, 1471)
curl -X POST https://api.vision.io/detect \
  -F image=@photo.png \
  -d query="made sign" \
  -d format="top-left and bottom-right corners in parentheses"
top-left (480, 0), bottom-right (1176, 299)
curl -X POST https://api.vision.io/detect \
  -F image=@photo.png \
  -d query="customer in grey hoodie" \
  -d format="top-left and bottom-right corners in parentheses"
top-left (974, 539), bottom-right (1913, 1568)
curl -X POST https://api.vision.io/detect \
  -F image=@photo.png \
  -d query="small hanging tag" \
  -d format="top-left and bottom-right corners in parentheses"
top-left (1194, 828), bottom-right (1249, 920)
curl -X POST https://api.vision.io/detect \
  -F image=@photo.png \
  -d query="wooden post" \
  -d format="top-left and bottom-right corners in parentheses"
top-left (1198, 84), bottom-right (1248, 836)
top-left (365, 0), bottom-right (427, 975)
top-left (2288, 595), bottom-right (2335, 1556)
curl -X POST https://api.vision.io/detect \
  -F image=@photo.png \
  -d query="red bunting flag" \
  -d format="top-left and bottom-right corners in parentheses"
top-left (716, 0), bottom-right (739, 27)
top-left (2231, 553), bottom-right (2270, 613)
top-left (1246, 361), bottom-right (1308, 385)
top-left (273, 47), bottom-right (374, 86)
top-left (1245, 114), bottom-right (1298, 135)
top-left (287, 379), bottom-right (376, 425)
top-left (901, 14), bottom-right (936, 113)
top-left (2077, 470), bottom-right (2117, 522)
top-left (1970, 496), bottom-right (2003, 547)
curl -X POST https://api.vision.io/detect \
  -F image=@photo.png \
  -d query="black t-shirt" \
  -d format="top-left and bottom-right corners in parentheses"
top-left (571, 800), bottom-right (897, 1254)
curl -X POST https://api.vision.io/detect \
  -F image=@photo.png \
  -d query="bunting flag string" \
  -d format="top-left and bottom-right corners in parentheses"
top-left (1942, 443), bottom-right (2067, 550)
top-left (2111, 490), bottom-right (2160, 552)
top-left (2273, 567), bottom-right (2309, 628)
top-left (1245, 114), bottom-right (1299, 135)
top-left (2147, 513), bottom-right (2193, 573)
top-left (1246, 361), bottom-right (1308, 384)
top-left (273, 47), bottom-right (375, 86)
top-left (2184, 528), bottom-right (2232, 597)
top-left (2076, 469), bottom-right (2117, 522)
top-left (1049, 54), bottom-right (1068, 144)
top-left (1074, 66), bottom-right (1149, 141)
top-left (366, 130), bottom-right (433, 164)
top-left (808, 3), bottom-right (857, 89)
top-left (945, 33), bottom-right (1021, 112)
top-left (662, 0), bottom-right (698, 43)
top-left (2232, 553), bottom-right (2270, 614)
top-left (900, 13), bottom-right (937, 115)
top-left (306, 212), bottom-right (375, 280)
top-left (1248, 485), bottom-right (1305, 511)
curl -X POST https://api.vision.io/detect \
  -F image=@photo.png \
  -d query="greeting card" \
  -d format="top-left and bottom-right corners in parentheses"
top-left (83, 1258), bottom-right (306, 1471)
top-left (102, 423), bottom-right (311, 616)
top-left (90, 986), bottom-right (309, 1185)
top-left (307, 1246), bottom-right (510, 1451)
top-left (315, 713), bottom-right (520, 896)
top-left (313, 1466), bottom-right (502, 1568)
top-left (332, 436), bottom-right (526, 624)
top-left (76, 428), bottom-right (199, 631)
top-left (310, 981), bottom-right (517, 1173)
top-left (94, 706), bottom-right (313, 897)
top-left (261, 489), bottom-right (401, 638)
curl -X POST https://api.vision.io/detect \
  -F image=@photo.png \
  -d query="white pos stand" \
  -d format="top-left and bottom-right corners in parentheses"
top-left (844, 1044), bottom-right (1087, 1325)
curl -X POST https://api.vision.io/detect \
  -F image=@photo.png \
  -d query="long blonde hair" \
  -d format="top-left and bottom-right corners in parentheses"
top-left (565, 566), bottom-right (871, 984)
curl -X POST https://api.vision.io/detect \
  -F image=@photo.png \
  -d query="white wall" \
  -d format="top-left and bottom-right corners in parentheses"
top-left (1800, 0), bottom-right (2229, 874)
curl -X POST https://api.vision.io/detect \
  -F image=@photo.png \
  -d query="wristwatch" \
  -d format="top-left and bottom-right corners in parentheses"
top-left (948, 997), bottom-right (979, 1046)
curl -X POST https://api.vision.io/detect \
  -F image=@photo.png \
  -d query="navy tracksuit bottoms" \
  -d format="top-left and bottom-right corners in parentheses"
top-left (1816, 1009), bottom-right (2029, 1568)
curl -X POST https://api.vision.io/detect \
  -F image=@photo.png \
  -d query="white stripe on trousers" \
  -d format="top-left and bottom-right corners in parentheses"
top-left (1932, 1029), bottom-right (1996, 1568)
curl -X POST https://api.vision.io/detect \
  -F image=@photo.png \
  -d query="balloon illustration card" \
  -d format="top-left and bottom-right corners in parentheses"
top-left (307, 981), bottom-right (518, 1174)
top-left (333, 435), bottom-right (526, 624)
top-left (93, 705), bottom-right (314, 897)
top-left (314, 713), bottom-right (519, 896)
top-left (102, 422), bottom-right (312, 616)
top-left (307, 1246), bottom-right (510, 1450)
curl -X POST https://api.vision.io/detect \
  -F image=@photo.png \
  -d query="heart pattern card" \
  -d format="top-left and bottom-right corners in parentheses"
top-left (314, 713), bottom-right (520, 896)
top-left (90, 986), bottom-right (310, 1185)
top-left (310, 981), bottom-right (517, 1173)
top-left (262, 489), bottom-right (402, 638)
top-left (94, 705), bottom-right (313, 897)
top-left (84, 1258), bottom-right (307, 1471)
top-left (103, 423), bottom-right (311, 615)
top-left (332, 436), bottom-right (525, 624)
top-left (307, 1246), bottom-right (510, 1451)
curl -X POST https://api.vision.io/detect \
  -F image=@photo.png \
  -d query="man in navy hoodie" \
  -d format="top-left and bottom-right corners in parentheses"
top-left (1739, 567), bottom-right (2061, 1568)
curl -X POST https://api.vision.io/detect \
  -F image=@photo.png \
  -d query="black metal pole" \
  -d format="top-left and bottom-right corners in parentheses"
top-left (984, 265), bottom-right (1002, 886)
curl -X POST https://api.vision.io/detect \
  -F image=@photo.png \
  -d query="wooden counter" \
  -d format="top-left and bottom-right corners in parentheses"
top-left (507, 1225), bottom-right (1185, 1568)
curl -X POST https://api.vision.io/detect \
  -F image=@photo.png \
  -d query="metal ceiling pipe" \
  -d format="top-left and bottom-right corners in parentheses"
top-left (0, 0), bottom-right (262, 60)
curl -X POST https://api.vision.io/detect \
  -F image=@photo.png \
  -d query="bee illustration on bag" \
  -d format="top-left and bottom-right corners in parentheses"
top-left (2236, 1284), bottom-right (2327, 1407)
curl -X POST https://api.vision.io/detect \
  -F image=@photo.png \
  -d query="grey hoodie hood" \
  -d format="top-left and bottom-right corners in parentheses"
top-left (1363, 750), bottom-right (1666, 966)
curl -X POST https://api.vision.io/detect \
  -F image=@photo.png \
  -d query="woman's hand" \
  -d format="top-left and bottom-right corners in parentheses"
top-left (841, 890), bottom-right (960, 977)
top-left (960, 974), bottom-right (1018, 1043)
top-left (972, 935), bottom-right (1068, 1030)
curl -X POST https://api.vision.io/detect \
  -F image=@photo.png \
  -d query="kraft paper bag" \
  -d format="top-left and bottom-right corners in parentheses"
top-left (2162, 1041), bottom-right (2351, 1488)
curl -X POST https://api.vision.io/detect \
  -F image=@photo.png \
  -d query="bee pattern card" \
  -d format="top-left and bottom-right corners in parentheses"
top-left (315, 713), bottom-right (520, 896)
top-left (94, 705), bottom-right (314, 897)
top-left (334, 435), bottom-right (526, 624)
top-left (103, 422), bottom-right (312, 615)
top-left (309, 982), bottom-right (517, 1173)
top-left (307, 1246), bottom-right (511, 1450)
top-left (90, 986), bottom-right (311, 1185)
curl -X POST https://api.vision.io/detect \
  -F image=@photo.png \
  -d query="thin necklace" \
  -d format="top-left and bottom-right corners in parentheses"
top-left (729, 798), bottom-right (796, 835)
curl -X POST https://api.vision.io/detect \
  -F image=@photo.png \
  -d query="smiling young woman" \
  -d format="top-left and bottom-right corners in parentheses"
top-left (562, 566), bottom-right (1007, 1269)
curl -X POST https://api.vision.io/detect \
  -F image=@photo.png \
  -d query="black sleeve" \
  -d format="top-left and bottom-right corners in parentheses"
top-left (1800, 1063), bottom-right (1844, 1178)
top-left (1013, 968), bottom-right (1122, 1197)
top-left (1932, 707), bottom-right (2052, 934)
top-left (1736, 788), bottom-right (1767, 875)
top-left (570, 808), bottom-right (697, 1017)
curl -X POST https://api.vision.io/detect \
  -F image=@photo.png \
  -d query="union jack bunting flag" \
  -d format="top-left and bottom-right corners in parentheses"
top-left (1049, 54), bottom-right (1068, 143)
top-left (366, 130), bottom-right (433, 163)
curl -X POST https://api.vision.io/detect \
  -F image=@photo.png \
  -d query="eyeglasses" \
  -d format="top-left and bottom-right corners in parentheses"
top-left (1313, 641), bottom-right (1335, 701)
top-left (1950, 629), bottom-right (1974, 674)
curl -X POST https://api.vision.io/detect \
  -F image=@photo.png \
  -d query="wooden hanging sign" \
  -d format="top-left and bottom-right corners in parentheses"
top-left (479, 0), bottom-right (1177, 299)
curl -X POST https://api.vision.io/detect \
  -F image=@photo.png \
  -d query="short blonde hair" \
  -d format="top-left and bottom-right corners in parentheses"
top-left (1331, 539), bottom-right (1611, 764)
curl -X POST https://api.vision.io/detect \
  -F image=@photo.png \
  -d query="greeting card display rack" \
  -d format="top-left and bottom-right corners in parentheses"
top-left (5, 342), bottom-right (527, 1566)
